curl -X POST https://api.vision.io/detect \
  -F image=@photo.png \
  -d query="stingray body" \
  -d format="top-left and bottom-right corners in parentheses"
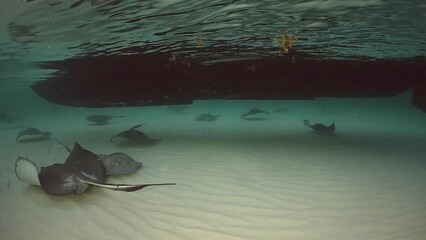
top-left (111, 124), bottom-right (160, 145)
top-left (15, 143), bottom-right (175, 196)
top-left (16, 127), bottom-right (51, 142)
top-left (240, 108), bottom-right (269, 118)
top-left (195, 114), bottom-right (220, 121)
top-left (303, 120), bottom-right (335, 135)
top-left (86, 114), bottom-right (126, 125)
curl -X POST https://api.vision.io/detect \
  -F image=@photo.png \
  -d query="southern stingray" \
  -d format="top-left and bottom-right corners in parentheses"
top-left (240, 108), bottom-right (270, 119)
top-left (16, 127), bottom-right (51, 143)
top-left (111, 124), bottom-right (160, 145)
top-left (303, 120), bottom-right (336, 135)
top-left (15, 143), bottom-right (175, 196)
top-left (53, 140), bottom-right (143, 176)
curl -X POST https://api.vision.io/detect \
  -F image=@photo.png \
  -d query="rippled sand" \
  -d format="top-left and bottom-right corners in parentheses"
top-left (1, 97), bottom-right (426, 240)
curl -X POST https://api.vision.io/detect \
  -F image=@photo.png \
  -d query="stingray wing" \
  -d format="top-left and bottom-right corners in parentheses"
top-left (38, 164), bottom-right (84, 196)
top-left (64, 143), bottom-right (107, 183)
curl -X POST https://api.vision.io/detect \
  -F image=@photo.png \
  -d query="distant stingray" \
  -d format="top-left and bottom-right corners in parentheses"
top-left (16, 127), bottom-right (51, 143)
top-left (303, 120), bottom-right (335, 135)
top-left (15, 143), bottom-right (175, 196)
top-left (54, 140), bottom-right (143, 176)
top-left (195, 114), bottom-right (220, 121)
top-left (86, 114), bottom-right (126, 125)
top-left (240, 108), bottom-right (270, 119)
top-left (111, 124), bottom-right (160, 145)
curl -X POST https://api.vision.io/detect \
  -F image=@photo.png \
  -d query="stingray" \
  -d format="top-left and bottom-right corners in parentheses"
top-left (86, 114), bottom-right (126, 125)
top-left (97, 153), bottom-right (143, 175)
top-left (15, 143), bottom-right (175, 196)
top-left (303, 120), bottom-right (335, 135)
top-left (54, 140), bottom-right (143, 176)
top-left (195, 114), bottom-right (220, 121)
top-left (16, 127), bottom-right (51, 143)
top-left (240, 108), bottom-right (270, 119)
top-left (111, 124), bottom-right (160, 145)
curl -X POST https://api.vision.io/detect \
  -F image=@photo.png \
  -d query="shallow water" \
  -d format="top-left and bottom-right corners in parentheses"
top-left (1, 96), bottom-right (426, 240)
top-left (0, 1), bottom-right (426, 239)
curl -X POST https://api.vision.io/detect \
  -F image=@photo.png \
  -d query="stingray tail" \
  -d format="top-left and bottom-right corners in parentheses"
top-left (48, 138), bottom-right (73, 153)
top-left (80, 180), bottom-right (176, 192)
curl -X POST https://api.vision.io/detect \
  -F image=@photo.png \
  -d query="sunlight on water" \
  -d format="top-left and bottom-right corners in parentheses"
top-left (1, 0), bottom-right (425, 64)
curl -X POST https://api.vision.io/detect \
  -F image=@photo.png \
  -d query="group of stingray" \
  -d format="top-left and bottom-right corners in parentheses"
top-left (15, 125), bottom-right (175, 197)
top-left (187, 107), bottom-right (335, 131)
top-left (84, 112), bottom-right (336, 136)
top-left (198, 108), bottom-right (336, 136)
top-left (14, 111), bottom-right (335, 197)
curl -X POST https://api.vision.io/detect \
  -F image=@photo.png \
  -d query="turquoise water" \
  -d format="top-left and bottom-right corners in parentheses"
top-left (1, 1), bottom-right (426, 240)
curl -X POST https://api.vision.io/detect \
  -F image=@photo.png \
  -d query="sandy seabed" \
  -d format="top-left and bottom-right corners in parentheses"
top-left (1, 96), bottom-right (425, 240)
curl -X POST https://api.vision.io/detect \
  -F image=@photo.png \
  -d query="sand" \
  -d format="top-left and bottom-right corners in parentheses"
top-left (1, 93), bottom-right (426, 240)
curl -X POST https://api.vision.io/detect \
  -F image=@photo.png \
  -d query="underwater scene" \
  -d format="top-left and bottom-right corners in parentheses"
top-left (1, 0), bottom-right (426, 239)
